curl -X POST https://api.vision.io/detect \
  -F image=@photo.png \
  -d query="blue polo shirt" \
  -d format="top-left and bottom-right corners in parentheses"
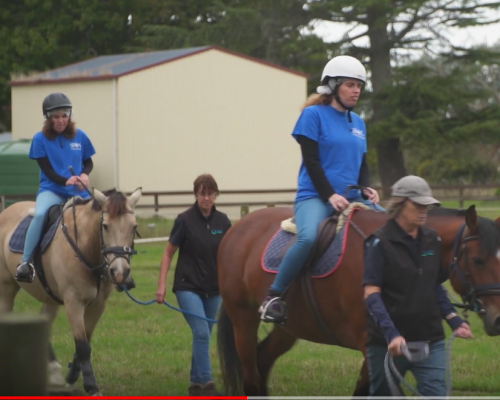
top-left (292, 105), bottom-right (367, 202)
top-left (29, 129), bottom-right (96, 198)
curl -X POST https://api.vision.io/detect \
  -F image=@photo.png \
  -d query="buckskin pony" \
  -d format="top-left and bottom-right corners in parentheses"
top-left (0, 188), bottom-right (142, 396)
top-left (216, 204), bottom-right (500, 396)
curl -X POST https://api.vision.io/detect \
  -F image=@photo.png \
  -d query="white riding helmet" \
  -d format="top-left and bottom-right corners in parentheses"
top-left (320, 55), bottom-right (366, 84)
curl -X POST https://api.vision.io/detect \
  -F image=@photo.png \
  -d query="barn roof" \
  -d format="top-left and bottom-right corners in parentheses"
top-left (9, 45), bottom-right (308, 86)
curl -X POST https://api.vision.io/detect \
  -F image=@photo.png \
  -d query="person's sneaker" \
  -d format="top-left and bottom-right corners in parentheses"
top-left (259, 295), bottom-right (288, 324)
top-left (188, 383), bottom-right (202, 396)
top-left (200, 381), bottom-right (222, 396)
top-left (14, 261), bottom-right (35, 283)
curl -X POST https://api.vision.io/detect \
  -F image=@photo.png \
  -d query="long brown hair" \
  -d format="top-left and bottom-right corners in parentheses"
top-left (302, 93), bottom-right (335, 109)
top-left (42, 118), bottom-right (76, 140)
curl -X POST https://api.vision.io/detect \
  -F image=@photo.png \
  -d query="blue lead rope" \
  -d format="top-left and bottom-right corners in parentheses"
top-left (118, 286), bottom-right (218, 323)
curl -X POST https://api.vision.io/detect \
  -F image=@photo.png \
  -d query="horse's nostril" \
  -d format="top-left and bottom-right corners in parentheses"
top-left (494, 316), bottom-right (500, 333)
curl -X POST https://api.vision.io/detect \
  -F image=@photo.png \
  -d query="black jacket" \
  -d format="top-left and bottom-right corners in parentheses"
top-left (364, 219), bottom-right (445, 346)
top-left (171, 203), bottom-right (231, 296)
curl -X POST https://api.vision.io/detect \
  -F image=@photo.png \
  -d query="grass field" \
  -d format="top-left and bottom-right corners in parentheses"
top-left (10, 204), bottom-right (500, 396)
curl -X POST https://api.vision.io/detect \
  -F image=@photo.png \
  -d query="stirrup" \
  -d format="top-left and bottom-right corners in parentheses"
top-left (15, 262), bottom-right (36, 283)
top-left (260, 297), bottom-right (288, 325)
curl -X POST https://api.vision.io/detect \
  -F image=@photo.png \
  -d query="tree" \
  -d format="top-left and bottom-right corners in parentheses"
top-left (374, 48), bottom-right (500, 183)
top-left (132, 0), bottom-right (331, 81)
top-left (0, 0), bottom-right (164, 131)
top-left (308, 0), bottom-right (500, 194)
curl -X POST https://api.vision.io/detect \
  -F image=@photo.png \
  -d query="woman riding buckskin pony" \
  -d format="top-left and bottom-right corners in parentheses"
top-left (259, 55), bottom-right (384, 324)
top-left (15, 92), bottom-right (96, 283)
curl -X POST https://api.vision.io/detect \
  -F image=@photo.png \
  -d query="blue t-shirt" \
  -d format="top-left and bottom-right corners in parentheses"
top-left (292, 105), bottom-right (367, 202)
top-left (29, 129), bottom-right (96, 199)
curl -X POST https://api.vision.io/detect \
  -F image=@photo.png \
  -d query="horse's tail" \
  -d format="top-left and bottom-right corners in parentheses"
top-left (217, 303), bottom-right (243, 395)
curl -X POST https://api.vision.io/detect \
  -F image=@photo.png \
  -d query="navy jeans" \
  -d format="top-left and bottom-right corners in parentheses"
top-left (175, 290), bottom-right (221, 384)
top-left (269, 196), bottom-right (385, 294)
top-left (366, 339), bottom-right (446, 397)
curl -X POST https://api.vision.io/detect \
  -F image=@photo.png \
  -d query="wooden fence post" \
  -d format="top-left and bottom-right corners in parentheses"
top-left (0, 195), bottom-right (5, 213)
top-left (459, 186), bottom-right (464, 209)
top-left (0, 314), bottom-right (50, 395)
top-left (154, 194), bottom-right (159, 215)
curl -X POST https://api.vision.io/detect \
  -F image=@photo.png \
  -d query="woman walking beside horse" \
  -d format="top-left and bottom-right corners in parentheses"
top-left (363, 175), bottom-right (473, 396)
top-left (259, 55), bottom-right (384, 324)
top-left (155, 174), bottom-right (231, 396)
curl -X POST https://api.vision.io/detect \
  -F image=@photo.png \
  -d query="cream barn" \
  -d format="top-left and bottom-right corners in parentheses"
top-left (9, 46), bottom-right (307, 218)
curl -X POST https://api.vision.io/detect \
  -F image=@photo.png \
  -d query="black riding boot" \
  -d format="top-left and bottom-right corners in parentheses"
top-left (15, 262), bottom-right (35, 283)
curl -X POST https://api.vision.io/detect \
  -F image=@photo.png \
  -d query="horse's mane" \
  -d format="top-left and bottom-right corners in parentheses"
top-left (62, 189), bottom-right (128, 219)
top-left (91, 189), bottom-right (129, 219)
top-left (429, 207), bottom-right (500, 256)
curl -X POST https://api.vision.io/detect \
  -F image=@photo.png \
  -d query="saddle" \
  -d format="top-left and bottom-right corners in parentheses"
top-left (281, 202), bottom-right (373, 269)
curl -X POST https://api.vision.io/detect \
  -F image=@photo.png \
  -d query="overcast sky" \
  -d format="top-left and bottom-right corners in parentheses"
top-left (313, 14), bottom-right (500, 50)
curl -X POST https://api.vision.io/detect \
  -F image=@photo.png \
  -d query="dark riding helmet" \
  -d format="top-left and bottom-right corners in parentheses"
top-left (42, 93), bottom-right (72, 118)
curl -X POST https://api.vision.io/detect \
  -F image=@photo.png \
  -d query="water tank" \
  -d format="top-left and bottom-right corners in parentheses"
top-left (0, 139), bottom-right (38, 209)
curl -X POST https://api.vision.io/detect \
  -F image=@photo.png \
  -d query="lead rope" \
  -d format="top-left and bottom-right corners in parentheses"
top-left (384, 333), bottom-right (455, 398)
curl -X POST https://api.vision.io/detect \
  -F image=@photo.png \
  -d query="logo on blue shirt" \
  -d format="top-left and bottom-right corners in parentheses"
top-left (350, 128), bottom-right (365, 140)
top-left (70, 142), bottom-right (82, 151)
top-left (211, 229), bottom-right (223, 235)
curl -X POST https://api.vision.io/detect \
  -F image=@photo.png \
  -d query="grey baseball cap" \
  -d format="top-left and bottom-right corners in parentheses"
top-left (391, 175), bottom-right (440, 206)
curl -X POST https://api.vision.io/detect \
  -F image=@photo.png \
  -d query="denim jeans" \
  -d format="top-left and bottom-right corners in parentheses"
top-left (22, 190), bottom-right (66, 263)
top-left (366, 339), bottom-right (446, 397)
top-left (175, 290), bottom-right (221, 384)
top-left (269, 196), bottom-right (385, 294)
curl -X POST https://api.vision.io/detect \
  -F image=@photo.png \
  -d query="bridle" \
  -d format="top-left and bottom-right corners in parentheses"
top-left (61, 201), bottom-right (137, 285)
top-left (448, 223), bottom-right (500, 314)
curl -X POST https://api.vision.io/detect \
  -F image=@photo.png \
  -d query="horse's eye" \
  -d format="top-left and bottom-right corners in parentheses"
top-left (472, 256), bottom-right (484, 266)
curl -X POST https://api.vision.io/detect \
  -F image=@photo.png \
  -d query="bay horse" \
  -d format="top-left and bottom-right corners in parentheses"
top-left (216, 204), bottom-right (500, 396)
top-left (0, 188), bottom-right (142, 396)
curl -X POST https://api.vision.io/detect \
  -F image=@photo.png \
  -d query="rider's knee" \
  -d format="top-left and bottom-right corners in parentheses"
top-left (32, 210), bottom-right (47, 221)
top-left (296, 232), bottom-right (316, 249)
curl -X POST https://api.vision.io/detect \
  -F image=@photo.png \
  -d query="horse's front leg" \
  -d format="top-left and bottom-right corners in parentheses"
top-left (64, 299), bottom-right (101, 396)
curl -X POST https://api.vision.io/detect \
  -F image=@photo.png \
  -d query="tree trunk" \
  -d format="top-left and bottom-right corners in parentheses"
top-left (366, 5), bottom-right (406, 198)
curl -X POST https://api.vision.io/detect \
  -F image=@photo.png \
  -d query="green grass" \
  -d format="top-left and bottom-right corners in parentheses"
top-left (10, 206), bottom-right (500, 396)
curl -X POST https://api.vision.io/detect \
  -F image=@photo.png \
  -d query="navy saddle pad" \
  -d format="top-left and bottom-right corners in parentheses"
top-left (262, 223), bottom-right (348, 278)
top-left (9, 213), bottom-right (61, 255)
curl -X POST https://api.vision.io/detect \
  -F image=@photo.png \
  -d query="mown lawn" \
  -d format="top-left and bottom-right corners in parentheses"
top-left (10, 205), bottom-right (500, 396)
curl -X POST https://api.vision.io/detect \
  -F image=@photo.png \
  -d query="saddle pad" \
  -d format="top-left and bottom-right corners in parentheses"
top-left (9, 215), bottom-right (61, 254)
top-left (262, 223), bottom-right (349, 279)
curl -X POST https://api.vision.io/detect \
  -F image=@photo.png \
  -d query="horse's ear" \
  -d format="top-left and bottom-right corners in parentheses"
top-left (127, 187), bottom-right (142, 209)
top-left (93, 188), bottom-right (108, 206)
top-left (465, 205), bottom-right (478, 233)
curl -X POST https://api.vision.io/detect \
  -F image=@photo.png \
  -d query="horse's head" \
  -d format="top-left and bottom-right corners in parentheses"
top-left (448, 205), bottom-right (500, 336)
top-left (93, 187), bottom-right (142, 285)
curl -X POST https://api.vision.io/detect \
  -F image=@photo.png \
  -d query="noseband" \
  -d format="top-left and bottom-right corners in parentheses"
top-left (98, 212), bottom-right (137, 278)
top-left (449, 223), bottom-right (500, 314)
